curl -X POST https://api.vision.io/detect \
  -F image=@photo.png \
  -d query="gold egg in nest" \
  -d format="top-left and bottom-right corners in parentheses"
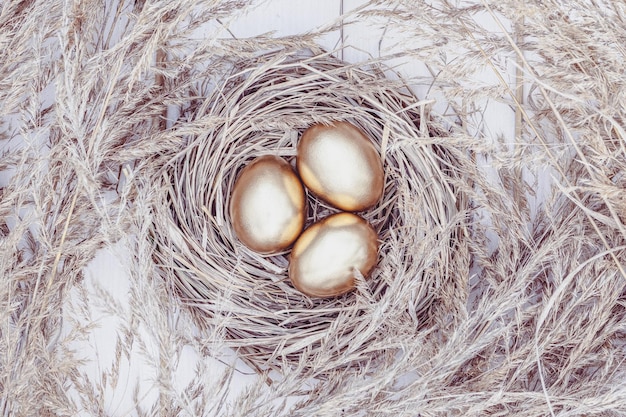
top-left (297, 121), bottom-right (384, 212)
top-left (230, 155), bottom-right (306, 255)
top-left (289, 212), bottom-right (379, 298)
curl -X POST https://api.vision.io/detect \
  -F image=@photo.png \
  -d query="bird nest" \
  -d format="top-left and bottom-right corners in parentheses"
top-left (151, 48), bottom-right (469, 375)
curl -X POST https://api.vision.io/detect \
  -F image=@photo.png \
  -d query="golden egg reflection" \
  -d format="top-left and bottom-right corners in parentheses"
top-left (297, 121), bottom-right (384, 212)
top-left (289, 212), bottom-right (379, 298)
top-left (230, 155), bottom-right (306, 255)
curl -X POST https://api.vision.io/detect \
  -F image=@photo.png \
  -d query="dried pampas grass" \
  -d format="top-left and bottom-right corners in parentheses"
top-left (1, 0), bottom-right (626, 416)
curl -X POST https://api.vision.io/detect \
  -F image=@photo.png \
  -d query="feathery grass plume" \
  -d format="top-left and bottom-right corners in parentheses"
top-left (0, 0), bottom-right (256, 414)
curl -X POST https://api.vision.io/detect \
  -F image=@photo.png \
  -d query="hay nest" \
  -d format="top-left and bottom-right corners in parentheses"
top-left (3, 0), bottom-right (626, 414)
top-left (151, 48), bottom-right (469, 374)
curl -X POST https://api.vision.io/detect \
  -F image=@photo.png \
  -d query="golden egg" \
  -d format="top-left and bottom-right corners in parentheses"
top-left (297, 121), bottom-right (384, 212)
top-left (288, 212), bottom-right (379, 298)
top-left (230, 155), bottom-right (306, 254)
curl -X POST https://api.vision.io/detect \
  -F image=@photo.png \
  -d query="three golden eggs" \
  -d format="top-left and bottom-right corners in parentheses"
top-left (229, 121), bottom-right (383, 298)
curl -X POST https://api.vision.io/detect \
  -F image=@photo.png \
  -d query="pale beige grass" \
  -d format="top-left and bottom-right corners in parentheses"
top-left (0, 0), bottom-right (625, 416)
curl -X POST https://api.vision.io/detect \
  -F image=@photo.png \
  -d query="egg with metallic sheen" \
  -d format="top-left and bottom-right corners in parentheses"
top-left (297, 121), bottom-right (384, 211)
top-left (230, 155), bottom-right (306, 254)
top-left (288, 213), bottom-right (379, 298)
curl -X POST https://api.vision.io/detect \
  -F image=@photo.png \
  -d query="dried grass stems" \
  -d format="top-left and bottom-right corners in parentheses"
top-left (1, 0), bottom-right (626, 415)
top-left (0, 0), bottom-right (257, 415)
top-left (364, 1), bottom-right (626, 416)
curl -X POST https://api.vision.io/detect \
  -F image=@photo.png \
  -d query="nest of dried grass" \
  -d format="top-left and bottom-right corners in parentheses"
top-left (3, 0), bottom-right (626, 415)
top-left (151, 47), bottom-right (469, 375)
